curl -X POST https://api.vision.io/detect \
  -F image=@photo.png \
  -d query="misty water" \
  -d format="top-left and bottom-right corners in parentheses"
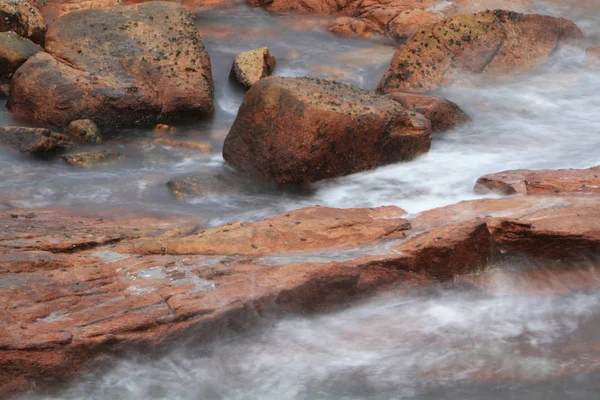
top-left (4, 0), bottom-right (600, 398)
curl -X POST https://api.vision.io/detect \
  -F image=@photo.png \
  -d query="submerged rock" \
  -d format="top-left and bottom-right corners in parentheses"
top-left (65, 119), bottom-right (101, 144)
top-left (475, 166), bottom-right (600, 195)
top-left (61, 149), bottom-right (123, 168)
top-left (0, 126), bottom-right (73, 156)
top-left (167, 174), bottom-right (233, 200)
top-left (0, 31), bottom-right (40, 95)
top-left (386, 92), bottom-right (470, 132)
top-left (0, 0), bottom-right (45, 45)
top-left (231, 47), bottom-right (276, 89)
top-left (7, 2), bottom-right (214, 128)
top-left (152, 138), bottom-right (212, 153)
top-left (223, 76), bottom-right (432, 185)
top-left (378, 10), bottom-right (584, 93)
top-left (585, 46), bottom-right (600, 68)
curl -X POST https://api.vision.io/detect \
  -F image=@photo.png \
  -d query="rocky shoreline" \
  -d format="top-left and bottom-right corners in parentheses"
top-left (0, 0), bottom-right (598, 396)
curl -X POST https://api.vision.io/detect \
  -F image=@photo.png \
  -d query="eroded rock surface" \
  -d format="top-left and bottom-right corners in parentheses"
top-left (0, 126), bottom-right (73, 156)
top-left (231, 47), bottom-right (276, 89)
top-left (7, 2), bottom-right (214, 128)
top-left (378, 10), bottom-right (584, 93)
top-left (223, 76), bottom-right (432, 185)
top-left (0, 31), bottom-right (39, 95)
top-left (0, 0), bottom-right (45, 45)
top-left (475, 166), bottom-right (600, 195)
top-left (61, 149), bottom-right (123, 168)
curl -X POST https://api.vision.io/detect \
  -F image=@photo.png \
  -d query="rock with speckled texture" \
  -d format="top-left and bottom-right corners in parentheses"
top-left (231, 47), bottom-right (275, 89)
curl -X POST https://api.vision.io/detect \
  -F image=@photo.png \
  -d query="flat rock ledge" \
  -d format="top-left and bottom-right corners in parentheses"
top-left (1, 191), bottom-right (599, 394)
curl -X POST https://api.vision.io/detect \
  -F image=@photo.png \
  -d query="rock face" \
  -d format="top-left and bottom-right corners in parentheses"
top-left (65, 119), bottom-right (101, 144)
top-left (378, 10), bottom-right (584, 93)
top-left (61, 150), bottom-right (123, 167)
top-left (1, 193), bottom-right (600, 394)
top-left (0, 31), bottom-right (39, 95)
top-left (0, 0), bottom-right (45, 45)
top-left (231, 47), bottom-right (276, 89)
top-left (55, 0), bottom-right (122, 19)
top-left (0, 126), bottom-right (73, 156)
top-left (386, 92), bottom-right (470, 132)
top-left (223, 77), bottom-right (432, 185)
top-left (475, 166), bottom-right (600, 195)
top-left (249, 0), bottom-right (537, 40)
top-left (7, 2), bottom-right (214, 129)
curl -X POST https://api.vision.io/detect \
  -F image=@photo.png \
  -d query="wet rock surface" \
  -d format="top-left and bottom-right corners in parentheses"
top-left (378, 10), bottom-right (584, 93)
top-left (0, 126), bottom-right (73, 156)
top-left (0, 31), bottom-right (39, 95)
top-left (475, 165), bottom-right (600, 195)
top-left (223, 76), bottom-right (432, 185)
top-left (0, 0), bottom-right (45, 45)
top-left (167, 174), bottom-right (232, 200)
top-left (61, 149), bottom-right (123, 168)
top-left (231, 46), bottom-right (276, 89)
top-left (7, 1), bottom-right (214, 129)
top-left (386, 92), bottom-right (470, 132)
top-left (65, 119), bottom-right (101, 144)
top-left (1, 193), bottom-right (599, 394)
top-left (55, 0), bottom-right (122, 19)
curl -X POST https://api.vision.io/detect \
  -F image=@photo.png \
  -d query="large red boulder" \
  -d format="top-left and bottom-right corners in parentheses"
top-left (223, 77), bottom-right (432, 185)
top-left (7, 2), bottom-right (214, 129)
top-left (0, 0), bottom-right (46, 45)
top-left (378, 10), bottom-right (584, 93)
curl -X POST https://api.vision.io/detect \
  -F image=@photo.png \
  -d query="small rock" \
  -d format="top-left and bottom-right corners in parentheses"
top-left (230, 47), bottom-right (276, 89)
top-left (153, 123), bottom-right (176, 135)
top-left (153, 138), bottom-right (212, 153)
top-left (61, 150), bottom-right (123, 168)
top-left (0, 126), bottom-right (73, 156)
top-left (66, 119), bottom-right (101, 143)
top-left (166, 174), bottom-right (231, 200)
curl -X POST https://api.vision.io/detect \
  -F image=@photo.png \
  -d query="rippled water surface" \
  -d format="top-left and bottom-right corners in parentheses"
top-left (4, 0), bottom-right (600, 398)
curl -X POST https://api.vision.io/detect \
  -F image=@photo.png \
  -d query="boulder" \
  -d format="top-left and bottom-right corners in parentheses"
top-left (55, 0), bottom-right (122, 19)
top-left (0, 31), bottom-right (39, 95)
top-left (7, 2), bottom-right (214, 129)
top-left (65, 119), bottom-right (101, 143)
top-left (223, 77), bottom-right (432, 185)
top-left (0, 126), bottom-right (73, 156)
top-left (230, 47), bottom-right (276, 89)
top-left (61, 149), bottom-right (123, 167)
top-left (386, 92), bottom-right (470, 131)
top-left (378, 10), bottom-right (584, 93)
top-left (475, 166), bottom-right (600, 195)
top-left (0, 0), bottom-right (45, 45)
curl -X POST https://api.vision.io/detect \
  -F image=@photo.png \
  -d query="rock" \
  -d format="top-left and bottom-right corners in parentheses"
top-left (230, 47), bottom-right (276, 89)
top-left (0, 31), bottom-right (39, 95)
top-left (55, 0), bottom-right (122, 19)
top-left (61, 150), bottom-right (123, 168)
top-left (378, 10), bottom-right (584, 93)
top-left (0, 0), bottom-right (45, 45)
top-left (585, 46), bottom-right (600, 68)
top-left (7, 2), bottom-right (214, 129)
top-left (223, 77), bottom-right (432, 185)
top-left (1, 194), bottom-right (600, 394)
top-left (152, 138), bottom-right (212, 153)
top-left (65, 119), bottom-right (101, 144)
top-left (167, 174), bottom-right (232, 200)
top-left (153, 123), bottom-right (176, 135)
top-left (475, 166), bottom-right (600, 195)
top-left (386, 92), bottom-right (470, 132)
top-left (0, 126), bottom-right (73, 156)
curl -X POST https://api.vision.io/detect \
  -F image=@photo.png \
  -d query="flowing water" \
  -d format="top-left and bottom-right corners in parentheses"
top-left (5, 0), bottom-right (600, 398)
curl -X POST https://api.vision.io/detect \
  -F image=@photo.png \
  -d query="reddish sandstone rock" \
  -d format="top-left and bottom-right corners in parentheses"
top-left (378, 10), bottom-right (584, 93)
top-left (65, 119), bottom-right (101, 144)
top-left (0, 0), bottom-right (45, 45)
top-left (0, 31), bottom-right (39, 95)
top-left (152, 138), bottom-right (212, 153)
top-left (475, 166), bottom-right (600, 195)
top-left (223, 77), bottom-right (432, 185)
top-left (7, 2), bottom-right (214, 129)
top-left (0, 126), bottom-right (73, 156)
top-left (1, 195), bottom-right (600, 394)
top-left (230, 47), bottom-right (276, 89)
top-left (386, 92), bottom-right (470, 131)
top-left (55, 0), bottom-right (122, 19)
top-left (61, 150), bottom-right (123, 168)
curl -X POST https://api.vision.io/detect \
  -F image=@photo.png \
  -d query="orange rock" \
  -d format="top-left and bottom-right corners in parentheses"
top-left (585, 46), bottom-right (600, 68)
top-left (152, 123), bottom-right (177, 135)
top-left (55, 0), bottom-right (122, 19)
top-left (230, 47), bottom-right (276, 89)
top-left (475, 166), bottom-right (600, 195)
top-left (223, 76), bottom-right (432, 185)
top-left (152, 138), bottom-right (212, 152)
top-left (0, 0), bottom-right (46, 45)
top-left (378, 10), bottom-right (584, 93)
